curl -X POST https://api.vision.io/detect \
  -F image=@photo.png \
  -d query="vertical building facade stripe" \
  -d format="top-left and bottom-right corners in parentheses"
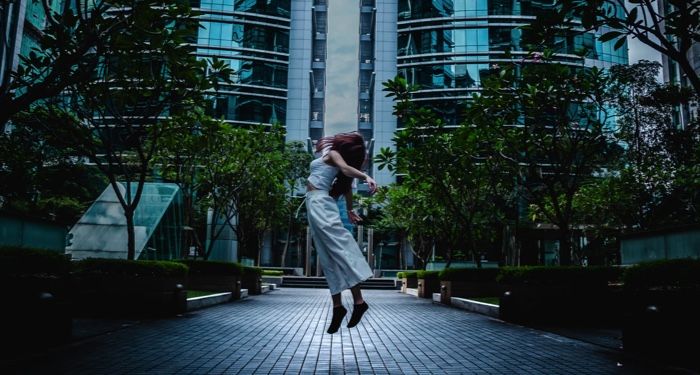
top-left (325, 0), bottom-right (361, 135)
top-left (372, 0), bottom-right (398, 186)
top-left (286, 0), bottom-right (314, 142)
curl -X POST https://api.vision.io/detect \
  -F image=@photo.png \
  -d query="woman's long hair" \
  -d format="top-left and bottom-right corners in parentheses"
top-left (316, 132), bottom-right (367, 198)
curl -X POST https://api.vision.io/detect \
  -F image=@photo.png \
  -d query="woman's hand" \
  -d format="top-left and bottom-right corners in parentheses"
top-left (348, 210), bottom-right (363, 224)
top-left (365, 176), bottom-right (377, 194)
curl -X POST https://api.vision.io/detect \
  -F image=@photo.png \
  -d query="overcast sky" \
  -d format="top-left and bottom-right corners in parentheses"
top-left (625, 0), bottom-right (664, 81)
top-left (628, 36), bottom-right (664, 81)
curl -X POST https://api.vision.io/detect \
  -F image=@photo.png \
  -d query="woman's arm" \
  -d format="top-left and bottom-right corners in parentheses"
top-left (344, 191), bottom-right (363, 224)
top-left (327, 150), bottom-right (377, 193)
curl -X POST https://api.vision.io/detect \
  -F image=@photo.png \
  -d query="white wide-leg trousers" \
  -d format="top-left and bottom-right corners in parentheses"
top-left (305, 189), bottom-right (373, 295)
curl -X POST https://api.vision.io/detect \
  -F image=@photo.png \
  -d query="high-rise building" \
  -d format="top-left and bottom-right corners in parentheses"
top-left (396, 0), bottom-right (627, 128)
top-left (285, 0), bottom-right (398, 187)
top-left (659, 0), bottom-right (699, 128)
top-left (1, 0), bottom-right (62, 125)
top-left (192, 0), bottom-right (291, 128)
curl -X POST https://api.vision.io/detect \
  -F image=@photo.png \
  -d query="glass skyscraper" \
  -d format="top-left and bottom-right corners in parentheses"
top-left (396, 0), bottom-right (628, 128)
top-left (192, 0), bottom-right (290, 127)
top-left (1, 0), bottom-right (62, 128)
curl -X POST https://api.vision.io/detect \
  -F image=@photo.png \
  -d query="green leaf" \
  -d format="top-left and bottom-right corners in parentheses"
top-left (613, 37), bottom-right (626, 51)
top-left (626, 7), bottom-right (638, 24)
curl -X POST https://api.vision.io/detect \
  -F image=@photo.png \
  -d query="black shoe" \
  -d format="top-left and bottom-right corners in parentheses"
top-left (347, 302), bottom-right (369, 328)
top-left (327, 305), bottom-right (347, 334)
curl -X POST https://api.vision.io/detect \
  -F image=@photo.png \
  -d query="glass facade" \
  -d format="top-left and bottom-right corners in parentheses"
top-left (66, 183), bottom-right (184, 260)
top-left (194, 0), bottom-right (291, 126)
top-left (397, 0), bottom-right (628, 126)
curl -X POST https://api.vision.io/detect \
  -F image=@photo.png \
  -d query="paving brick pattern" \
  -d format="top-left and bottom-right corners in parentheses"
top-left (3, 288), bottom-right (677, 374)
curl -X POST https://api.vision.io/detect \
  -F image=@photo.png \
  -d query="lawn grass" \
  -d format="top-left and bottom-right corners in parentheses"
top-left (470, 297), bottom-right (500, 305)
top-left (187, 290), bottom-right (220, 298)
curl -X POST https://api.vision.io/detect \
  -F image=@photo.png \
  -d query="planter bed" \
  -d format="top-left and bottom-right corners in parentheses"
top-left (451, 297), bottom-right (500, 318)
top-left (71, 259), bottom-right (188, 318)
top-left (417, 271), bottom-right (440, 298)
top-left (397, 272), bottom-right (418, 293)
top-left (187, 292), bottom-right (232, 311)
top-left (439, 268), bottom-right (501, 305)
top-left (241, 266), bottom-right (262, 295)
top-left (497, 266), bottom-right (622, 326)
top-left (0, 247), bottom-right (73, 352)
top-left (621, 259), bottom-right (700, 370)
top-left (177, 260), bottom-right (242, 300)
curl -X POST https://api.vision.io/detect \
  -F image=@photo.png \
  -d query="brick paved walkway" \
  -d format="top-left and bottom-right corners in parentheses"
top-left (3, 288), bottom-right (685, 374)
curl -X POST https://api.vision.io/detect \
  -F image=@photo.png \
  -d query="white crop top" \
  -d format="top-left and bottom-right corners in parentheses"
top-left (307, 147), bottom-right (339, 191)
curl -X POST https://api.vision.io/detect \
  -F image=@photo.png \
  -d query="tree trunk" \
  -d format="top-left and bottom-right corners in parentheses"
top-left (205, 209), bottom-right (215, 260)
top-left (280, 213), bottom-right (293, 267)
top-left (677, 57), bottom-right (700, 96)
top-left (296, 228), bottom-right (303, 267)
top-left (558, 226), bottom-right (573, 266)
top-left (126, 209), bottom-right (136, 260)
top-left (468, 224), bottom-right (482, 268)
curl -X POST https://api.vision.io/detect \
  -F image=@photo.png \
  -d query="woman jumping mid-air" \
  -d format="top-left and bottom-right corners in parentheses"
top-left (305, 132), bottom-right (378, 334)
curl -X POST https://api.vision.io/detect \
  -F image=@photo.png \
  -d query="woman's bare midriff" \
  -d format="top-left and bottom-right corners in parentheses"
top-left (306, 181), bottom-right (318, 192)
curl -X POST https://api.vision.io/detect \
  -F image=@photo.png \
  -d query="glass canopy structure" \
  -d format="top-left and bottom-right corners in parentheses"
top-left (66, 182), bottom-right (183, 260)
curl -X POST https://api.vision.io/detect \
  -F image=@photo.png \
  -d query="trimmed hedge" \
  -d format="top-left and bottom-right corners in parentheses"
top-left (74, 258), bottom-right (188, 278)
top-left (403, 271), bottom-right (418, 279)
top-left (496, 266), bottom-right (621, 288)
top-left (439, 268), bottom-right (499, 282)
top-left (0, 246), bottom-right (71, 277)
top-left (262, 270), bottom-right (284, 276)
top-left (623, 259), bottom-right (700, 291)
top-left (416, 270), bottom-right (440, 279)
top-left (242, 266), bottom-right (263, 276)
top-left (396, 272), bottom-right (405, 278)
top-left (176, 259), bottom-right (242, 276)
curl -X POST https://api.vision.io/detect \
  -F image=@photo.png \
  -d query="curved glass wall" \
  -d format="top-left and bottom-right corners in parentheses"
top-left (194, 0), bottom-right (290, 18)
top-left (397, 0), bottom-right (628, 127)
top-left (193, 0), bottom-right (290, 126)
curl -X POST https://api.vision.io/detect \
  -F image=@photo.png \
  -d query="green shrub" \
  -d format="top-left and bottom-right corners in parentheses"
top-left (176, 260), bottom-right (242, 276)
top-left (242, 266), bottom-right (263, 276)
top-left (262, 269), bottom-right (283, 276)
top-left (439, 268), bottom-right (499, 282)
top-left (496, 266), bottom-right (618, 288)
top-left (396, 272), bottom-right (405, 279)
top-left (416, 270), bottom-right (440, 279)
top-left (74, 259), bottom-right (188, 278)
top-left (0, 246), bottom-right (71, 277)
top-left (404, 271), bottom-right (418, 279)
top-left (624, 259), bottom-right (700, 291)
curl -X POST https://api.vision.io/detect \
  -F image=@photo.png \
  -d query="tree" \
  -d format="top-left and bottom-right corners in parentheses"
top-left (378, 77), bottom-right (510, 268)
top-left (155, 109), bottom-right (218, 257)
top-left (235, 170), bottom-right (287, 265)
top-left (471, 54), bottom-right (622, 265)
top-left (43, 0), bottom-right (230, 260)
top-left (279, 141), bottom-right (312, 267)
top-left (2, 0), bottom-right (131, 128)
top-left (0, 108), bottom-right (106, 223)
top-left (573, 61), bottom-right (700, 236)
top-left (193, 124), bottom-right (287, 263)
top-left (371, 184), bottom-right (443, 270)
top-left (531, 0), bottom-right (700, 94)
